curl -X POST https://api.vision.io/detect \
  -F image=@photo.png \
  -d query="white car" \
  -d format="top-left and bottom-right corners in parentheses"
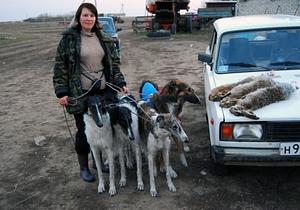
top-left (198, 15), bottom-right (300, 172)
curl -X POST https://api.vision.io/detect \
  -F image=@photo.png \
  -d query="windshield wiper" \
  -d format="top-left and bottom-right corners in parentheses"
top-left (224, 62), bottom-right (271, 70)
top-left (269, 61), bottom-right (300, 66)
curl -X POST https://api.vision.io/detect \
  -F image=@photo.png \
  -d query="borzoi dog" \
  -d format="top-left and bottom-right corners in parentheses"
top-left (139, 79), bottom-right (198, 167)
top-left (83, 95), bottom-right (116, 196)
top-left (139, 102), bottom-right (188, 196)
top-left (110, 95), bottom-right (144, 191)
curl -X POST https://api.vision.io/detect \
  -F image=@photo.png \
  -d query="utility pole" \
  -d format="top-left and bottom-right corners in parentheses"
top-left (120, 0), bottom-right (125, 15)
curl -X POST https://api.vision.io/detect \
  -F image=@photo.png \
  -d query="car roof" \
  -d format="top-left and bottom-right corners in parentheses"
top-left (214, 15), bottom-right (300, 34)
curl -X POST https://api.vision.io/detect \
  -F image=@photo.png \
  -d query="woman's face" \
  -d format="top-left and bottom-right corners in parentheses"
top-left (80, 7), bottom-right (96, 32)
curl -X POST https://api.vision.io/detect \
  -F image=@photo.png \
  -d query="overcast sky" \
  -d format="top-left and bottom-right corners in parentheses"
top-left (0, 0), bottom-right (205, 22)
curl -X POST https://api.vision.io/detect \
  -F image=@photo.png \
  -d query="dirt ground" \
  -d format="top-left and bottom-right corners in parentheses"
top-left (1, 19), bottom-right (300, 210)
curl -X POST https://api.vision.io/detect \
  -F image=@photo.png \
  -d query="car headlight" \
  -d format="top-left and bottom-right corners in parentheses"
top-left (220, 123), bottom-right (263, 141)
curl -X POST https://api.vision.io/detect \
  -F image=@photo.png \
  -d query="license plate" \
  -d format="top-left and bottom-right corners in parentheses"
top-left (280, 142), bottom-right (300, 156)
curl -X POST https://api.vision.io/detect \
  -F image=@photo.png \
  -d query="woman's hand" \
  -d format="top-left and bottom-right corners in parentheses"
top-left (122, 86), bottom-right (129, 93)
top-left (58, 96), bottom-right (69, 106)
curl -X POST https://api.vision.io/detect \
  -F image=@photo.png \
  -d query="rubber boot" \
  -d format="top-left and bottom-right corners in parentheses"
top-left (91, 152), bottom-right (109, 173)
top-left (78, 154), bottom-right (95, 182)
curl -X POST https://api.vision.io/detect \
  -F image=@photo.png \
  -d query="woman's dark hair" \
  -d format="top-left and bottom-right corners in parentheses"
top-left (74, 3), bottom-right (101, 31)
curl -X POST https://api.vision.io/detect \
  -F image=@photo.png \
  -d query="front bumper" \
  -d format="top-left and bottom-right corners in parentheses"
top-left (212, 146), bottom-right (300, 166)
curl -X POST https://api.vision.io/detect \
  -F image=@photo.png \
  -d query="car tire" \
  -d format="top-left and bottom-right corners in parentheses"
top-left (147, 31), bottom-right (171, 38)
top-left (153, 22), bottom-right (160, 31)
top-left (185, 15), bottom-right (193, 33)
top-left (171, 23), bottom-right (176, 35)
top-left (209, 145), bottom-right (230, 176)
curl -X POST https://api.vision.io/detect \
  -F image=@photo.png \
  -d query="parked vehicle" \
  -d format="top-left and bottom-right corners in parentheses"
top-left (145, 0), bottom-right (191, 34)
top-left (198, 15), bottom-right (300, 174)
top-left (197, 0), bottom-right (237, 29)
top-left (98, 16), bottom-right (121, 53)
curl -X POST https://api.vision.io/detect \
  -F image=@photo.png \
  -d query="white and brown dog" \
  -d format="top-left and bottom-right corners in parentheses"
top-left (138, 102), bottom-right (188, 196)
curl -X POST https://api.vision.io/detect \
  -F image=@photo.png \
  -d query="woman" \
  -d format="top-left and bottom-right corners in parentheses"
top-left (53, 3), bottom-right (128, 182)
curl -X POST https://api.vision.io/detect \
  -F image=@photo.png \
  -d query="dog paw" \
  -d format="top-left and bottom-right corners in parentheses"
top-left (109, 186), bottom-right (117, 196)
top-left (119, 178), bottom-right (127, 187)
top-left (98, 183), bottom-right (105, 194)
top-left (126, 160), bottom-right (134, 169)
top-left (169, 167), bottom-right (178, 178)
top-left (160, 166), bottom-right (166, 173)
top-left (137, 181), bottom-right (144, 191)
top-left (150, 188), bottom-right (157, 197)
top-left (183, 145), bottom-right (190, 152)
top-left (168, 182), bottom-right (177, 192)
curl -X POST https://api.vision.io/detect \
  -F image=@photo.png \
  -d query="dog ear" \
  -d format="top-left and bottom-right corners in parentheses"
top-left (169, 80), bottom-right (179, 93)
top-left (161, 80), bottom-right (177, 95)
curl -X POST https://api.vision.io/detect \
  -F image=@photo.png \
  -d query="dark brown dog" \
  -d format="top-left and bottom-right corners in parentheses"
top-left (140, 79), bottom-right (200, 117)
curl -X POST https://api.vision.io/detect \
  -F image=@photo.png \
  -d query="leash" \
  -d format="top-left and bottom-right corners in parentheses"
top-left (68, 64), bottom-right (106, 106)
top-left (69, 71), bottom-right (155, 123)
top-left (191, 89), bottom-right (202, 104)
top-left (120, 93), bottom-right (155, 124)
top-left (67, 81), bottom-right (100, 106)
top-left (62, 106), bottom-right (75, 144)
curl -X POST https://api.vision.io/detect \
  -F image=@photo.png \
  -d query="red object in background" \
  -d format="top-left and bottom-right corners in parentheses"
top-left (146, 3), bottom-right (156, 13)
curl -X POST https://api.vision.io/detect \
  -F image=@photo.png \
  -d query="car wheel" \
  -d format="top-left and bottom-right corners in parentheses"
top-left (153, 22), bottom-right (160, 31)
top-left (147, 31), bottom-right (171, 38)
top-left (209, 145), bottom-right (229, 176)
top-left (171, 23), bottom-right (176, 35)
top-left (185, 15), bottom-right (192, 33)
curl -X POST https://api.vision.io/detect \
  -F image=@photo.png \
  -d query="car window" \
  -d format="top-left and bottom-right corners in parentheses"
top-left (99, 19), bottom-right (116, 33)
top-left (216, 27), bottom-right (300, 73)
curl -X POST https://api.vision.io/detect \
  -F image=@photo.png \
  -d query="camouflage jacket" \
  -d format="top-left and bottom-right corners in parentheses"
top-left (53, 27), bottom-right (126, 114)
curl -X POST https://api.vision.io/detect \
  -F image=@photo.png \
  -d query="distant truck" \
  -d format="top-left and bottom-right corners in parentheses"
top-left (145, 0), bottom-right (191, 34)
top-left (197, 0), bottom-right (237, 28)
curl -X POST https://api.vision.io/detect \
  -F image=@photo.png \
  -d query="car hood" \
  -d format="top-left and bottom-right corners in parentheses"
top-left (104, 31), bottom-right (118, 38)
top-left (212, 70), bottom-right (300, 121)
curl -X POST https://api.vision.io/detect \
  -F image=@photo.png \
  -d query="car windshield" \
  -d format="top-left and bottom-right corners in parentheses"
top-left (216, 28), bottom-right (300, 73)
top-left (99, 19), bottom-right (116, 33)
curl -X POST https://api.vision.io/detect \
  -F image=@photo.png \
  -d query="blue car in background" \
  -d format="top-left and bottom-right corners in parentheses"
top-left (98, 16), bottom-right (121, 54)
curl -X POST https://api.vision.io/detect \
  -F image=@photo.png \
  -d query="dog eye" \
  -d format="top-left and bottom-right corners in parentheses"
top-left (172, 125), bottom-right (178, 130)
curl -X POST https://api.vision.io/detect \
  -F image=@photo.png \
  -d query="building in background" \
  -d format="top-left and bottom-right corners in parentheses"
top-left (201, 0), bottom-right (300, 16)
top-left (226, 0), bottom-right (299, 16)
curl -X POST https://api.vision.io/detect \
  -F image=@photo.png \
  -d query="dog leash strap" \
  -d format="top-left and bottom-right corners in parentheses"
top-left (67, 81), bottom-right (100, 106)
top-left (192, 90), bottom-right (202, 104)
top-left (105, 82), bottom-right (123, 93)
top-left (122, 94), bottom-right (154, 122)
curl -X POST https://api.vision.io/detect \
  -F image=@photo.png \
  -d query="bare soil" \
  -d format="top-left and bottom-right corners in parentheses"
top-left (1, 19), bottom-right (300, 210)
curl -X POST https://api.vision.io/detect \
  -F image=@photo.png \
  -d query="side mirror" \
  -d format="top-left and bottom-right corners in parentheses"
top-left (117, 28), bottom-right (122, 32)
top-left (198, 53), bottom-right (212, 63)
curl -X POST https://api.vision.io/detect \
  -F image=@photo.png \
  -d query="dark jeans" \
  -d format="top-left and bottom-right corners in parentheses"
top-left (73, 114), bottom-right (90, 155)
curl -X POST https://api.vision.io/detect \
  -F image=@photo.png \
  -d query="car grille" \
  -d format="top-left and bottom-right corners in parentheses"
top-left (265, 122), bottom-right (300, 141)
